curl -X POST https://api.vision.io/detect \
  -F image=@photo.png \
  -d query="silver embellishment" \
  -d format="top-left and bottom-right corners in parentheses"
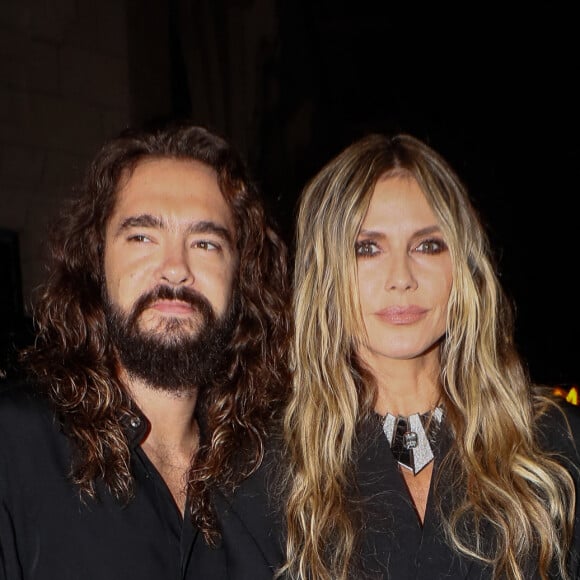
top-left (382, 406), bottom-right (443, 475)
top-left (129, 416), bottom-right (141, 429)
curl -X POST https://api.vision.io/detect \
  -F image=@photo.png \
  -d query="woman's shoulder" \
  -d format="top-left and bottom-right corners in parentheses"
top-left (535, 385), bottom-right (580, 461)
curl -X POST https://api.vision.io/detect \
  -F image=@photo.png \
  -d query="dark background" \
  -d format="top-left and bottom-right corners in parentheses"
top-left (237, 2), bottom-right (580, 387)
top-left (2, 1), bottom-right (578, 386)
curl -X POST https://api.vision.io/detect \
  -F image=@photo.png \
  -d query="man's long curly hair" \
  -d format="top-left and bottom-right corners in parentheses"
top-left (20, 120), bottom-right (290, 542)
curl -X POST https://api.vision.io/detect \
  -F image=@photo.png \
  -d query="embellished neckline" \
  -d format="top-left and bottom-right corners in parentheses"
top-left (381, 406), bottom-right (444, 475)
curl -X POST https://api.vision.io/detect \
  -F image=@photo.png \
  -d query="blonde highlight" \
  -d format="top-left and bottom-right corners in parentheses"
top-left (281, 133), bottom-right (575, 579)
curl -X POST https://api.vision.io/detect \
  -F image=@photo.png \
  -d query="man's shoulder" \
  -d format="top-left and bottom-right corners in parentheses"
top-left (208, 437), bottom-right (286, 576)
top-left (0, 379), bottom-right (55, 433)
top-left (213, 433), bottom-right (285, 537)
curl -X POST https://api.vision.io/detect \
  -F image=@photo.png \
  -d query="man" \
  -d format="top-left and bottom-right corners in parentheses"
top-left (0, 121), bottom-right (290, 579)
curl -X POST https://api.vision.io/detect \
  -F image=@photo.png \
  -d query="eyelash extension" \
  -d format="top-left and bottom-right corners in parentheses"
top-left (354, 240), bottom-right (378, 257)
top-left (417, 237), bottom-right (448, 254)
top-left (355, 237), bottom-right (448, 257)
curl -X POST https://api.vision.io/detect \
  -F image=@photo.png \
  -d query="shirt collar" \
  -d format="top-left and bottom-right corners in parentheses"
top-left (119, 407), bottom-right (151, 448)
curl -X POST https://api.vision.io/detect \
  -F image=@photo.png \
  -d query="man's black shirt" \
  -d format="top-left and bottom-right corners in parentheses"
top-left (0, 382), bottom-right (199, 579)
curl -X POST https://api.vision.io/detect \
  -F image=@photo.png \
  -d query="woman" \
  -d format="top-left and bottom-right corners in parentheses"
top-left (279, 133), bottom-right (580, 579)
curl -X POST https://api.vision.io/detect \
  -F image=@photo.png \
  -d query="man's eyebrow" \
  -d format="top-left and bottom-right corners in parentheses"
top-left (187, 221), bottom-right (234, 247)
top-left (117, 214), bottom-right (162, 232)
top-left (116, 214), bottom-right (234, 247)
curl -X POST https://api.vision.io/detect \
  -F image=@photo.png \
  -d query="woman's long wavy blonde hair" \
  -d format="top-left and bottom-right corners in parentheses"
top-left (280, 133), bottom-right (575, 579)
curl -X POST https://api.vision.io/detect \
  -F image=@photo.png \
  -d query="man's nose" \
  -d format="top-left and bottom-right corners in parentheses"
top-left (157, 244), bottom-right (194, 286)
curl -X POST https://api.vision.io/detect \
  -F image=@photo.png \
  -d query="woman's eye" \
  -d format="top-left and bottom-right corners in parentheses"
top-left (415, 238), bottom-right (447, 254)
top-left (355, 240), bottom-right (379, 257)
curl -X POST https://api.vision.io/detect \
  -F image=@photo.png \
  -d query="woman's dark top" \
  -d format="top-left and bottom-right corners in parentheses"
top-left (200, 399), bottom-right (580, 579)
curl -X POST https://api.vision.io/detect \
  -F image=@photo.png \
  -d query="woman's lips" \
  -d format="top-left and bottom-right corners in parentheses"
top-left (375, 305), bottom-right (428, 325)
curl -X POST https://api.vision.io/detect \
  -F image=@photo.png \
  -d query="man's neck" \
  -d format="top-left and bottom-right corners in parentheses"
top-left (124, 374), bottom-right (200, 514)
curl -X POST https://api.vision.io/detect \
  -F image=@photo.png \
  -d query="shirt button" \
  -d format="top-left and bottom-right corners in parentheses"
top-left (129, 416), bottom-right (141, 429)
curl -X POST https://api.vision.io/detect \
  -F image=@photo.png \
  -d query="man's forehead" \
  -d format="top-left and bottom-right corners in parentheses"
top-left (115, 158), bottom-right (231, 207)
top-left (116, 156), bottom-right (219, 191)
top-left (110, 158), bottom-right (233, 224)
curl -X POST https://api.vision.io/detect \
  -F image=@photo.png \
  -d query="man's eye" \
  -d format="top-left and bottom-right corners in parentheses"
top-left (193, 240), bottom-right (220, 251)
top-left (355, 240), bottom-right (379, 257)
top-left (127, 234), bottom-right (151, 243)
top-left (416, 238), bottom-right (447, 254)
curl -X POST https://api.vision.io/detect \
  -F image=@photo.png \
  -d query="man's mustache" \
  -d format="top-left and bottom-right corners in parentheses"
top-left (128, 285), bottom-right (215, 325)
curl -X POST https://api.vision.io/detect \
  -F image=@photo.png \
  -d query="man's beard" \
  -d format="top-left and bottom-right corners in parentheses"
top-left (105, 285), bottom-right (236, 393)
